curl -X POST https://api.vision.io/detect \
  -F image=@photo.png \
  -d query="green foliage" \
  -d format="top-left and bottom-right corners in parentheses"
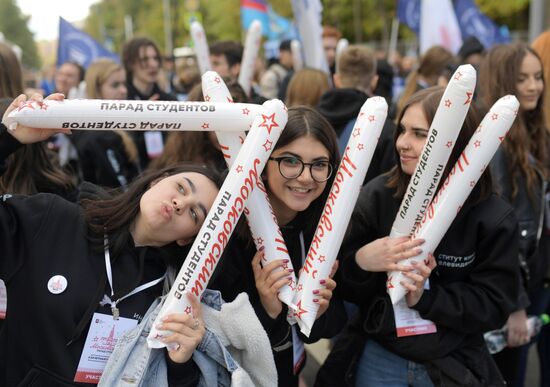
top-left (0, 0), bottom-right (41, 69)
top-left (81, 0), bottom-right (531, 57)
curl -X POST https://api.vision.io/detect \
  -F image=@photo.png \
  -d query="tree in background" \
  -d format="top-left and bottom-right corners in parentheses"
top-left (0, 0), bottom-right (41, 69)
top-left (82, 0), bottom-right (531, 57)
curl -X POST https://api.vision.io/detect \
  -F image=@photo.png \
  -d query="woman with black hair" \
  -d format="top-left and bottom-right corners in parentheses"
top-left (210, 106), bottom-right (346, 386)
top-left (0, 95), bottom-right (222, 387)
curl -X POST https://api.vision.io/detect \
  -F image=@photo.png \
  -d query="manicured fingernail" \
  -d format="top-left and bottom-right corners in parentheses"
top-left (313, 298), bottom-right (319, 303)
top-left (283, 259), bottom-right (289, 263)
top-left (288, 269), bottom-right (294, 273)
top-left (259, 246), bottom-right (264, 251)
top-left (320, 279), bottom-right (326, 285)
top-left (313, 289), bottom-right (319, 295)
top-left (410, 260), bottom-right (418, 265)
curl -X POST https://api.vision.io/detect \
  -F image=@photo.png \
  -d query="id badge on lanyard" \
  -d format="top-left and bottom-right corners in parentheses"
top-left (74, 236), bottom-right (165, 384)
top-left (393, 279), bottom-right (437, 337)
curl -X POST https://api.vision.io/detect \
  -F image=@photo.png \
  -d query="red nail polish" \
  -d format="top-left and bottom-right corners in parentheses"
top-left (320, 279), bottom-right (326, 285)
top-left (313, 290), bottom-right (319, 295)
top-left (313, 298), bottom-right (319, 303)
top-left (288, 269), bottom-right (294, 273)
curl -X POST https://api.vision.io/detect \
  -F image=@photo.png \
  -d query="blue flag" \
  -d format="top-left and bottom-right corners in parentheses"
top-left (57, 17), bottom-right (119, 69)
top-left (453, 0), bottom-right (510, 48)
top-left (241, 0), bottom-right (270, 35)
top-left (397, 0), bottom-right (420, 35)
top-left (397, 0), bottom-right (509, 49)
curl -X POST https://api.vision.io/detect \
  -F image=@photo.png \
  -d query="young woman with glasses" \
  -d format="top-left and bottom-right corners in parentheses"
top-left (210, 105), bottom-right (346, 386)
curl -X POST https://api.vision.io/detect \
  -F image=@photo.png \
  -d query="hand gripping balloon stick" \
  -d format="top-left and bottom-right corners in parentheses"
top-left (387, 95), bottom-right (519, 304)
top-left (291, 97), bottom-right (388, 336)
top-left (190, 21), bottom-right (212, 75)
top-left (6, 99), bottom-right (264, 132)
top-left (238, 20), bottom-right (262, 97)
top-left (147, 99), bottom-right (287, 348)
top-left (202, 71), bottom-right (297, 309)
top-left (386, 65), bottom-right (476, 299)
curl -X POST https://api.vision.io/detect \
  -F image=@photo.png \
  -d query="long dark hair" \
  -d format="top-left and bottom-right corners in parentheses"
top-left (479, 42), bottom-right (548, 199)
top-left (81, 163), bottom-right (223, 258)
top-left (387, 86), bottom-right (492, 203)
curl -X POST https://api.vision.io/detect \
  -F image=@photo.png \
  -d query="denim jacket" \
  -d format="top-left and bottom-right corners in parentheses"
top-left (99, 289), bottom-right (275, 387)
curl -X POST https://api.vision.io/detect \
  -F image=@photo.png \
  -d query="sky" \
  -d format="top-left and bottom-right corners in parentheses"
top-left (17, 0), bottom-right (100, 41)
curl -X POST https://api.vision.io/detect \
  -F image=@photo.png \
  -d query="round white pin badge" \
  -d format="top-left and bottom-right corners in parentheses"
top-left (47, 275), bottom-right (68, 294)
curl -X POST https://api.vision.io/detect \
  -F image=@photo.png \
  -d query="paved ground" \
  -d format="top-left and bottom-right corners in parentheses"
top-left (301, 340), bottom-right (541, 386)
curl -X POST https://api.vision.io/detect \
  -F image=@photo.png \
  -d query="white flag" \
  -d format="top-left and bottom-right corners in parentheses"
top-left (420, 0), bottom-right (463, 54)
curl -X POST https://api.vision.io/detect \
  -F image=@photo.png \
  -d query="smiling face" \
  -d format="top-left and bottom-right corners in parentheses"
top-left (396, 103), bottom-right (430, 176)
top-left (516, 52), bottom-right (544, 112)
top-left (266, 135), bottom-right (331, 225)
top-left (133, 172), bottom-right (218, 247)
top-left (100, 69), bottom-right (128, 100)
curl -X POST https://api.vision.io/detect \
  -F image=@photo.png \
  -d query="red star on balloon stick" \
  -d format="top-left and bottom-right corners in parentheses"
top-left (263, 139), bottom-right (273, 151)
top-left (368, 115), bottom-right (375, 122)
top-left (353, 128), bottom-right (361, 137)
top-left (498, 136), bottom-right (505, 143)
top-left (454, 71), bottom-right (463, 80)
top-left (464, 92), bottom-right (473, 105)
top-left (491, 113), bottom-right (499, 121)
top-left (204, 95), bottom-right (211, 102)
top-left (227, 97), bottom-right (233, 103)
top-left (256, 236), bottom-right (264, 245)
top-left (17, 101), bottom-right (35, 112)
top-left (236, 165), bottom-right (243, 173)
top-left (444, 99), bottom-right (452, 108)
top-left (214, 77), bottom-right (221, 84)
top-left (258, 113), bottom-right (279, 134)
top-left (184, 306), bottom-right (192, 314)
top-left (387, 276), bottom-right (394, 289)
top-left (242, 108), bottom-right (250, 115)
top-left (318, 255), bottom-right (326, 263)
top-left (469, 180), bottom-right (476, 187)
top-left (357, 143), bottom-right (365, 151)
top-left (39, 102), bottom-right (49, 110)
top-left (446, 141), bottom-right (453, 148)
top-left (474, 140), bottom-right (481, 148)
top-left (201, 123), bottom-right (210, 130)
top-left (293, 300), bottom-right (307, 319)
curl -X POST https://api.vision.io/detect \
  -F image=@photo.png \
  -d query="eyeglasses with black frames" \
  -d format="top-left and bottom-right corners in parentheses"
top-left (268, 156), bottom-right (333, 183)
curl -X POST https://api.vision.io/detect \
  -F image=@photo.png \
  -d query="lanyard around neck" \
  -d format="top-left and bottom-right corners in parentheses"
top-left (101, 235), bottom-right (166, 319)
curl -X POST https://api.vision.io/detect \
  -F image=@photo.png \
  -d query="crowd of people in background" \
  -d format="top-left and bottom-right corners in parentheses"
top-left (1, 22), bottom-right (550, 387)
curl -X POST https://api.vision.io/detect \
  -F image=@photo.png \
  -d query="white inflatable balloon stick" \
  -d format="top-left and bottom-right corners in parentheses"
top-left (147, 99), bottom-right (288, 348)
top-left (292, 97), bottom-right (388, 336)
top-left (388, 95), bottom-right (519, 304)
top-left (202, 71), bottom-right (297, 308)
top-left (238, 20), bottom-right (262, 96)
top-left (191, 21), bottom-right (211, 75)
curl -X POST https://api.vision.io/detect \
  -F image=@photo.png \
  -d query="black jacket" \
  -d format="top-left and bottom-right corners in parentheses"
top-left (317, 174), bottom-right (519, 386)
top-left (316, 88), bottom-right (396, 185)
top-left (126, 82), bottom-right (177, 171)
top-left (69, 131), bottom-right (139, 189)
top-left (490, 147), bottom-right (550, 299)
top-left (0, 192), bottom-right (198, 386)
top-left (209, 212), bottom-right (346, 387)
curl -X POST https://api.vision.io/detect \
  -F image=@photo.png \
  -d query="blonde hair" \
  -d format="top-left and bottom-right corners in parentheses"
top-left (85, 58), bottom-right (124, 99)
top-left (85, 58), bottom-right (138, 163)
top-left (285, 68), bottom-right (330, 107)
